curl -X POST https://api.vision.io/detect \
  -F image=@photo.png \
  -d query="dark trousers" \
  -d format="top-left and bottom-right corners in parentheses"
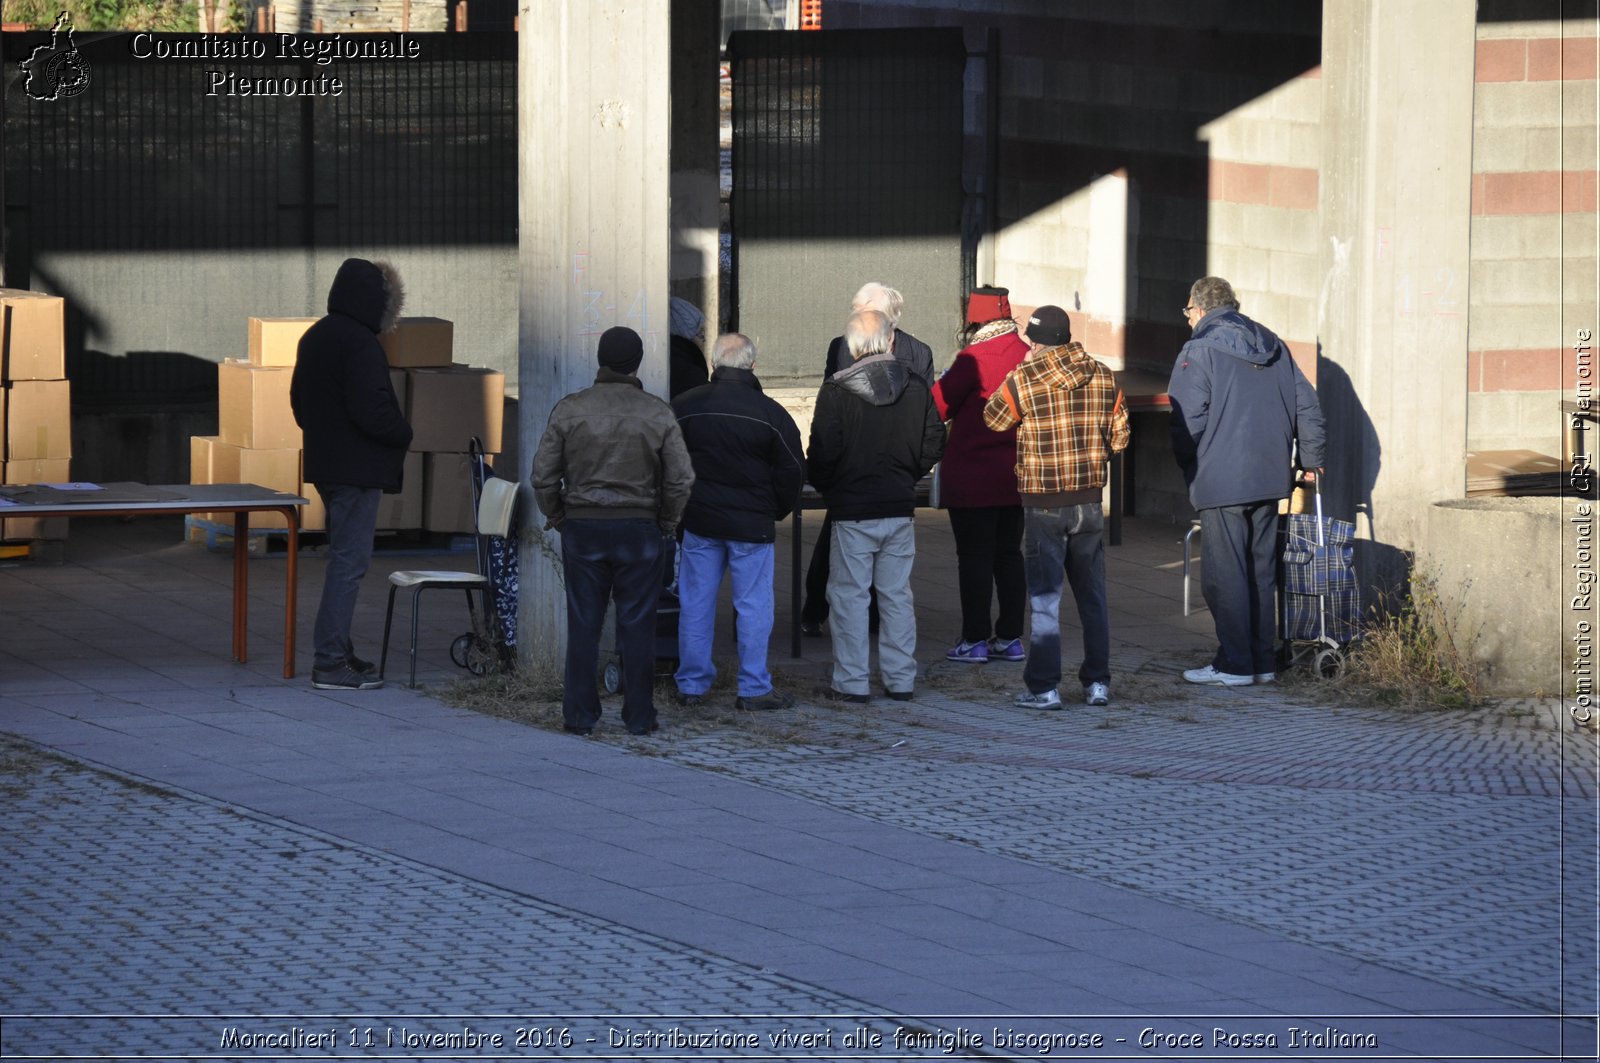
top-left (1199, 501), bottom-right (1281, 676)
top-left (801, 511), bottom-right (876, 628)
top-left (1022, 503), bottom-right (1110, 692)
top-left (560, 518), bottom-right (665, 732)
top-left (947, 505), bottom-right (1025, 643)
top-left (312, 483), bottom-right (381, 671)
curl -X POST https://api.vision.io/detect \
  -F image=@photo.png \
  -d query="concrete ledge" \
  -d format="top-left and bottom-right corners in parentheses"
top-left (1420, 497), bottom-right (1572, 695)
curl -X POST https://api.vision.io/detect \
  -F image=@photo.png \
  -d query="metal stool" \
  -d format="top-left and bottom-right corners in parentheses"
top-left (1182, 519), bottom-right (1201, 616)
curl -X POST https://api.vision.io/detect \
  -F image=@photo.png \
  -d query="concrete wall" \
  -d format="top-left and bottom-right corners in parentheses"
top-left (1467, 14), bottom-right (1599, 454)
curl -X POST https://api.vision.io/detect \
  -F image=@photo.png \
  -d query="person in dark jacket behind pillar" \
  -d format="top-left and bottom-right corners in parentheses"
top-left (807, 309), bottom-right (946, 703)
top-left (1167, 275), bottom-right (1326, 687)
top-left (531, 326), bottom-right (696, 737)
top-left (671, 333), bottom-right (806, 712)
top-left (290, 257), bottom-right (414, 691)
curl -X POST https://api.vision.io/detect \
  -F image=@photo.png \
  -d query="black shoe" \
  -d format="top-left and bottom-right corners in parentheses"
top-left (736, 688), bottom-right (795, 712)
top-left (675, 691), bottom-right (704, 708)
top-left (312, 664), bottom-right (383, 690)
top-left (827, 687), bottom-right (870, 704)
top-left (801, 621), bottom-right (825, 638)
top-left (348, 653), bottom-right (376, 676)
top-left (627, 721), bottom-right (659, 736)
top-left (563, 723), bottom-right (594, 736)
top-left (886, 690), bottom-right (914, 702)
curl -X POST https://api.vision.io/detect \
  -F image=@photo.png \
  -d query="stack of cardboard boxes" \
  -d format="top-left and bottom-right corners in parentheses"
top-left (1, 289), bottom-right (73, 545)
top-left (189, 315), bottom-right (505, 540)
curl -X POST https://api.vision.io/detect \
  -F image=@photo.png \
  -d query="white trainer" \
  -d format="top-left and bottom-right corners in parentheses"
top-left (1182, 665), bottom-right (1254, 686)
top-left (1014, 688), bottom-right (1063, 709)
top-left (1085, 682), bottom-right (1110, 706)
top-left (1253, 672), bottom-right (1277, 684)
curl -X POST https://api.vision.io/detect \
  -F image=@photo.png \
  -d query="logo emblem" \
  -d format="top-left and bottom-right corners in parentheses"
top-left (20, 12), bottom-right (91, 101)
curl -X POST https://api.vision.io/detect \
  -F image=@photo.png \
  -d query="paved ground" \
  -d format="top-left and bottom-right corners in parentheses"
top-left (0, 514), bottom-right (1596, 1062)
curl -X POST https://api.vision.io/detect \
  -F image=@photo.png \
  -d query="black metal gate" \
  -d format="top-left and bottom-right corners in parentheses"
top-left (727, 28), bottom-right (966, 384)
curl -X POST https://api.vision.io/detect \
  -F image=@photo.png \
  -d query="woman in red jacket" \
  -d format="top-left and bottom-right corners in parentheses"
top-left (930, 286), bottom-right (1030, 664)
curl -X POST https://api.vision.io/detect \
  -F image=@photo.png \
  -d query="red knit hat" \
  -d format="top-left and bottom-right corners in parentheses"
top-left (966, 286), bottom-right (1012, 324)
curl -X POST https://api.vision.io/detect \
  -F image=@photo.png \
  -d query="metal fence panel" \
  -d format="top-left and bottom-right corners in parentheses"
top-left (728, 28), bottom-right (967, 384)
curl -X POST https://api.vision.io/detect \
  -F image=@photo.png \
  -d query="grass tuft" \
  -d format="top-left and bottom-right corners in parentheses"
top-left (1337, 574), bottom-right (1483, 710)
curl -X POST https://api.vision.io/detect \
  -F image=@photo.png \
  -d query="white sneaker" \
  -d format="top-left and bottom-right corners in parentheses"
top-left (1253, 672), bottom-right (1277, 684)
top-left (1085, 682), bottom-right (1110, 706)
top-left (1182, 665), bottom-right (1254, 686)
top-left (1015, 688), bottom-right (1062, 709)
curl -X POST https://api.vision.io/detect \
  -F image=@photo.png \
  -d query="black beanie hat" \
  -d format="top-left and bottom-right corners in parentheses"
top-left (596, 326), bottom-right (644, 374)
top-left (1025, 305), bottom-right (1072, 346)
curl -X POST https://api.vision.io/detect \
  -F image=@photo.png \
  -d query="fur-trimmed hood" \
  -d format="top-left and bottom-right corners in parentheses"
top-left (326, 257), bottom-right (404, 334)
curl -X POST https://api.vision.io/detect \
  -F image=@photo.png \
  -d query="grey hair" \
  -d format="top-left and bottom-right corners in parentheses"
top-left (845, 309), bottom-right (893, 360)
top-left (711, 332), bottom-right (756, 370)
top-left (373, 259), bottom-right (406, 333)
top-left (852, 282), bottom-right (904, 328)
top-left (1189, 276), bottom-right (1239, 315)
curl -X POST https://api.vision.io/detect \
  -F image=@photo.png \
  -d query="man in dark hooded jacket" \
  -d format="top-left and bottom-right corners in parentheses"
top-left (1167, 275), bottom-right (1325, 688)
top-left (807, 309), bottom-right (945, 703)
top-left (290, 258), bottom-right (413, 691)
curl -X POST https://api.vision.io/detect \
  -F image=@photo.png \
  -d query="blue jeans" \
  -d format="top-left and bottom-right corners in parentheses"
top-left (560, 518), bottom-right (666, 732)
top-left (674, 530), bottom-right (776, 698)
top-left (1199, 501), bottom-right (1281, 676)
top-left (1022, 503), bottom-right (1110, 693)
top-left (312, 483), bottom-right (382, 671)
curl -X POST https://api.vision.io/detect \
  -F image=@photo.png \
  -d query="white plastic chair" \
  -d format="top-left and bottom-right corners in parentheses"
top-left (379, 476), bottom-right (518, 687)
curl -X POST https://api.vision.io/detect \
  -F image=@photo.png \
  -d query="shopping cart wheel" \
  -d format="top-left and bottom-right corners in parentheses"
top-left (601, 656), bottom-right (623, 695)
top-left (450, 634), bottom-right (473, 669)
top-left (464, 636), bottom-right (499, 677)
top-left (1313, 647), bottom-right (1345, 681)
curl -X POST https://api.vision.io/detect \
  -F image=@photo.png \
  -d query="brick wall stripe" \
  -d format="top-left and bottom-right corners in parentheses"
top-left (1472, 348), bottom-right (1571, 392)
top-left (1472, 171), bottom-right (1600, 215)
top-left (1476, 36), bottom-right (1599, 81)
top-left (1209, 160), bottom-right (1320, 210)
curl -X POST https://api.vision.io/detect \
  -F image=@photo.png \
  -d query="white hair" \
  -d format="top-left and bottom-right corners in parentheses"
top-left (845, 309), bottom-right (893, 360)
top-left (851, 282), bottom-right (904, 328)
top-left (711, 332), bottom-right (756, 370)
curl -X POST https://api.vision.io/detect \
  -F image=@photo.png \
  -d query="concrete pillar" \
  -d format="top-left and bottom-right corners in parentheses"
top-left (670, 0), bottom-right (722, 330)
top-left (1317, 0), bottom-right (1477, 596)
top-left (518, 0), bottom-right (672, 669)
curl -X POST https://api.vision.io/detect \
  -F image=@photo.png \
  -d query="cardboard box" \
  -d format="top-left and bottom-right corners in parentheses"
top-left (2, 457), bottom-right (71, 540)
top-left (298, 482), bottom-right (326, 532)
top-left (218, 359), bottom-right (301, 450)
top-left (202, 442), bottom-right (302, 530)
top-left (248, 317), bottom-right (316, 367)
top-left (407, 366), bottom-right (505, 453)
top-left (1, 289), bottom-right (66, 382)
top-left (380, 317), bottom-right (453, 368)
top-left (374, 450), bottom-right (424, 530)
top-left (5, 379), bottom-right (72, 461)
top-left (422, 451), bottom-right (497, 534)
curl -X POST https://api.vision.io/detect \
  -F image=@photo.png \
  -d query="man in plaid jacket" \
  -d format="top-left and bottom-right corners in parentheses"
top-left (983, 305), bottom-right (1128, 709)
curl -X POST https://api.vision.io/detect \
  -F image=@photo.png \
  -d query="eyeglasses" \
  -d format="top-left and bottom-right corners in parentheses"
top-left (1181, 305), bottom-right (1197, 317)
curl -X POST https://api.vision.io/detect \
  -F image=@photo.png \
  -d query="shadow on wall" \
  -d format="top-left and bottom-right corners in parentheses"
top-left (1315, 347), bottom-right (1411, 610)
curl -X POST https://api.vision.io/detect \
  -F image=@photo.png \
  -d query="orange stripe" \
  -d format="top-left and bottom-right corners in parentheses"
top-left (1207, 160), bottom-right (1319, 210)
top-left (1472, 170), bottom-right (1599, 215)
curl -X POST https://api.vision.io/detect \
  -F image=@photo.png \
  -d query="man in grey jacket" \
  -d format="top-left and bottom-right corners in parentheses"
top-left (1167, 276), bottom-right (1325, 687)
top-left (532, 326), bottom-right (695, 735)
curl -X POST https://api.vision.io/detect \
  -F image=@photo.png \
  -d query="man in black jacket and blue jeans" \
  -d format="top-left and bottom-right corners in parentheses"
top-left (290, 258), bottom-right (414, 691)
top-left (672, 333), bottom-right (806, 712)
top-left (1167, 276), bottom-right (1325, 687)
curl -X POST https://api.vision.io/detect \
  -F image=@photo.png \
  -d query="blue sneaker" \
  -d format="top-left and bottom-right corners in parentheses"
top-left (988, 637), bottom-right (1025, 662)
top-left (946, 640), bottom-right (989, 664)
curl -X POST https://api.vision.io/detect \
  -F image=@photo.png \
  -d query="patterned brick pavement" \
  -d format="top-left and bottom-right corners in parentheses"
top-left (0, 740), bottom-right (933, 1059)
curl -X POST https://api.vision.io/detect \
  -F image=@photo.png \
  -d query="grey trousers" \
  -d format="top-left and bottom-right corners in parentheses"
top-left (826, 516), bottom-right (918, 696)
top-left (312, 483), bottom-right (382, 671)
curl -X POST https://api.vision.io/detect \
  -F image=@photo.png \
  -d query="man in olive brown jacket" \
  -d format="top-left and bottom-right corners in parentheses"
top-left (532, 326), bottom-right (695, 737)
